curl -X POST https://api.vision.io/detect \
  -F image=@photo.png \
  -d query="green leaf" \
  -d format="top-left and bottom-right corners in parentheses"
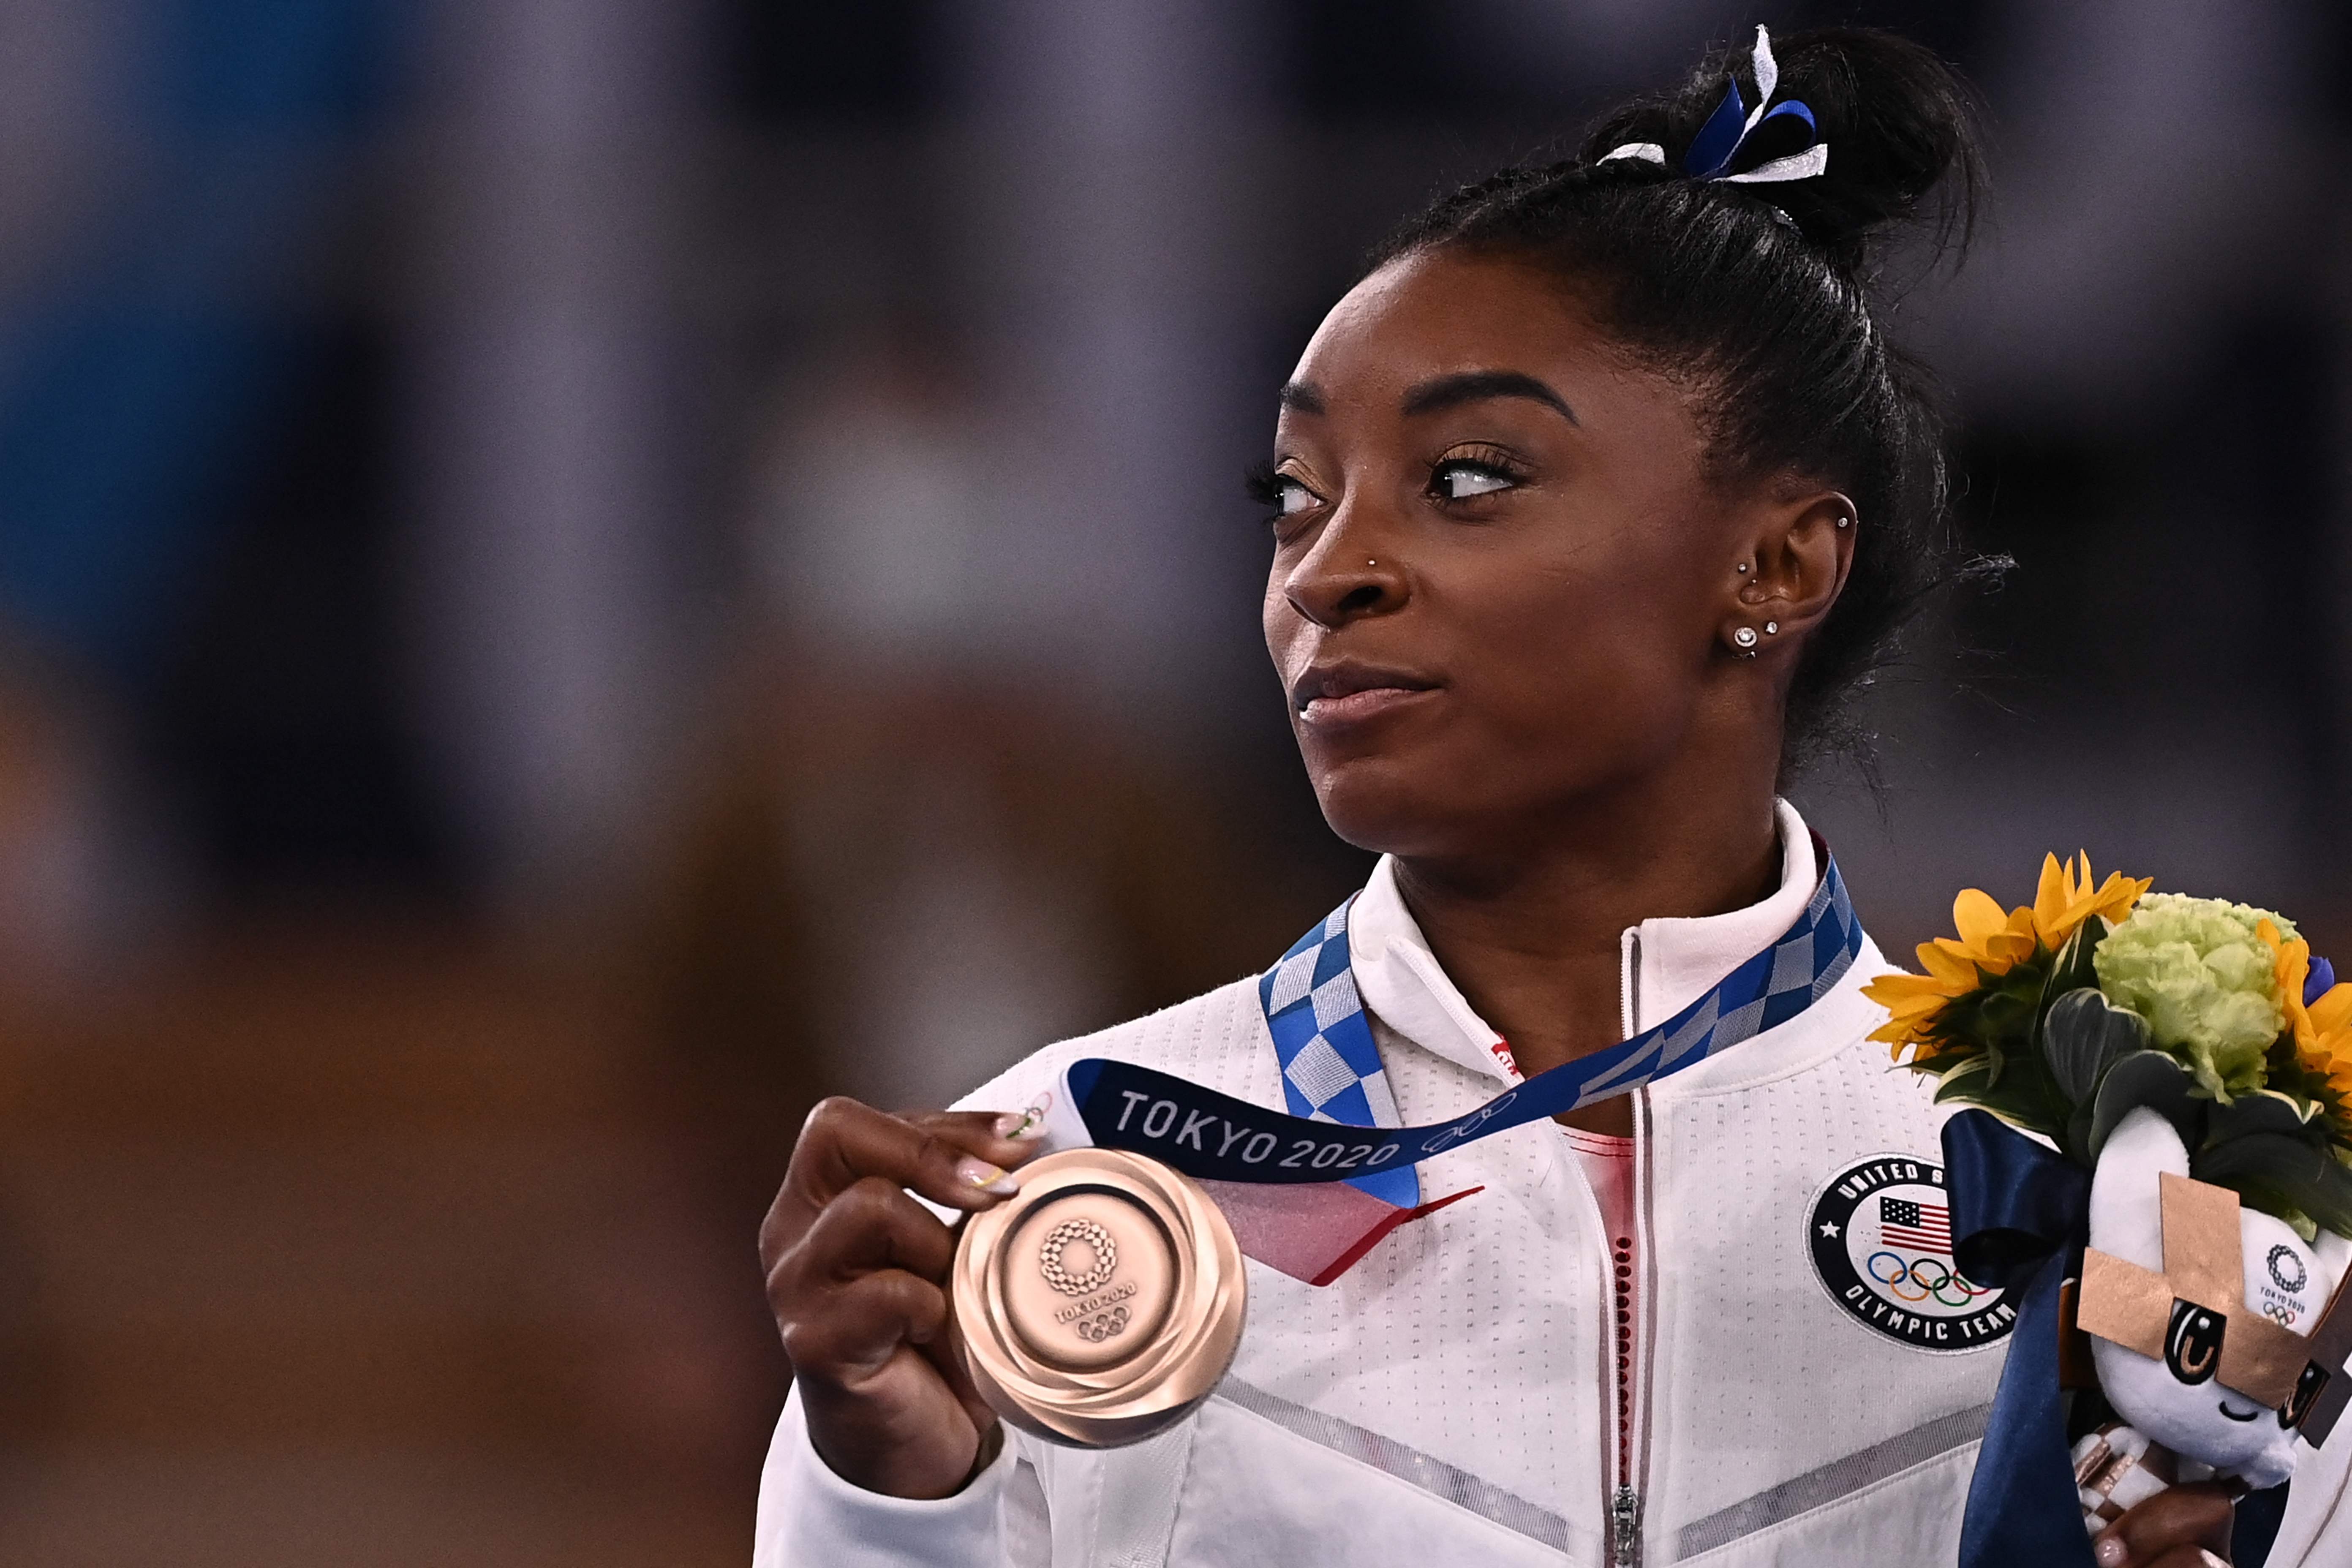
top-left (2205, 1089), bottom-right (2326, 1147)
top-left (1901, 1048), bottom-right (1980, 1081)
top-left (1978, 984), bottom-right (2042, 1041)
top-left (2041, 922), bottom-right (2105, 1018)
top-left (2041, 988), bottom-right (2151, 1108)
top-left (2260, 1033), bottom-right (2352, 1141)
top-left (2089, 1050), bottom-right (2200, 1159)
top-left (2191, 1134), bottom-right (2352, 1236)
top-left (1934, 1049), bottom-right (2072, 1141)
top-left (2062, 1100), bottom-right (2099, 1168)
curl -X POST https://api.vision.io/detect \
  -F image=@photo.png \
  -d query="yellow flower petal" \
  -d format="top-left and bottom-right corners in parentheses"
top-left (1952, 888), bottom-right (2009, 949)
top-left (2087, 870), bottom-right (2151, 927)
top-left (2032, 852), bottom-right (2074, 945)
top-left (2025, 852), bottom-right (2150, 949)
top-left (2309, 983), bottom-right (2352, 1036)
top-left (1919, 942), bottom-right (1983, 986)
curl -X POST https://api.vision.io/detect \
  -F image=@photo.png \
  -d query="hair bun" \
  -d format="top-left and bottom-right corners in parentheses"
top-left (1582, 26), bottom-right (1982, 273)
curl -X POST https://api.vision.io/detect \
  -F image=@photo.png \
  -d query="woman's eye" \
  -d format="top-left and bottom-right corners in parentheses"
top-left (1433, 461), bottom-right (1514, 501)
top-left (1276, 479), bottom-right (1317, 516)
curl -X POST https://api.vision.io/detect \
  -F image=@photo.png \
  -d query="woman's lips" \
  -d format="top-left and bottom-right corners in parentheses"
top-left (1299, 686), bottom-right (1439, 727)
top-left (1292, 664), bottom-right (1441, 729)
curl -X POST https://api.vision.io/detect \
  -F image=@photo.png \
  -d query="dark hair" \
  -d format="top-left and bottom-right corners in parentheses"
top-left (1367, 26), bottom-right (1991, 772)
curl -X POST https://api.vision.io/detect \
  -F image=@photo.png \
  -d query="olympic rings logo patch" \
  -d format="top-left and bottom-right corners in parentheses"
top-left (1865, 1250), bottom-right (1993, 1309)
top-left (1805, 1154), bottom-right (2015, 1355)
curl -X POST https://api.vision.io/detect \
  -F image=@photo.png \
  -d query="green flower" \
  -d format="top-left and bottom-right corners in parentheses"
top-left (2093, 893), bottom-right (2297, 1101)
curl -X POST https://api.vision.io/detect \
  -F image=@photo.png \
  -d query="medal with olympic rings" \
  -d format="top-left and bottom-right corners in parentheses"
top-left (952, 1147), bottom-right (1246, 1448)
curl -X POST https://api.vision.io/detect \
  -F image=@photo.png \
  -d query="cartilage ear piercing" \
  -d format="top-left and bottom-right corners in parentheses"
top-left (1732, 626), bottom-right (1759, 650)
top-left (1836, 514), bottom-right (1852, 529)
top-left (1764, 621), bottom-right (1778, 634)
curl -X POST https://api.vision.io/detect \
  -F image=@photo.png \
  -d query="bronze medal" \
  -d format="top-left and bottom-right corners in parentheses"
top-left (953, 1147), bottom-right (1245, 1448)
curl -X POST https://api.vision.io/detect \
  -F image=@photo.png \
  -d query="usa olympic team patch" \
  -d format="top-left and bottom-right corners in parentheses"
top-left (1806, 1154), bottom-right (2015, 1354)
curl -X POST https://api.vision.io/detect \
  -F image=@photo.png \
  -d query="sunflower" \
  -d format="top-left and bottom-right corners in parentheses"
top-left (1864, 852), bottom-right (2150, 1061)
top-left (2263, 921), bottom-right (2352, 1110)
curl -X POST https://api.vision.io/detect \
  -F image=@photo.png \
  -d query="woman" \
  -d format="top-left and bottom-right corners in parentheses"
top-left (751, 28), bottom-right (2330, 1567)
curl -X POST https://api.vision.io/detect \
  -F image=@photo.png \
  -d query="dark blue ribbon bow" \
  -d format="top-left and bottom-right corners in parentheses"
top-left (1942, 1109), bottom-right (2098, 1568)
top-left (1682, 75), bottom-right (1819, 180)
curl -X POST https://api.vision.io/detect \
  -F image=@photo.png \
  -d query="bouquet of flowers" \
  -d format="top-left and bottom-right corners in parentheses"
top-left (1866, 855), bottom-right (2352, 1236)
top-left (1863, 856), bottom-right (2352, 1551)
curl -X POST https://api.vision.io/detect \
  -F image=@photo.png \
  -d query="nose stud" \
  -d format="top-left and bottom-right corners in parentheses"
top-left (1736, 563), bottom-right (1750, 574)
top-left (1732, 626), bottom-right (1759, 650)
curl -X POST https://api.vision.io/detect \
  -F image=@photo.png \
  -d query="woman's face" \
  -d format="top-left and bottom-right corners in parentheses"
top-left (1262, 247), bottom-right (1778, 860)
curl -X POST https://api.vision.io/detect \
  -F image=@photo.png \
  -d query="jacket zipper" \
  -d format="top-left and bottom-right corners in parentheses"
top-left (1606, 933), bottom-right (1645, 1566)
top-left (1603, 1100), bottom-right (1651, 1564)
top-left (1622, 1087), bottom-right (1659, 1566)
top-left (1593, 1190), bottom-right (1639, 1567)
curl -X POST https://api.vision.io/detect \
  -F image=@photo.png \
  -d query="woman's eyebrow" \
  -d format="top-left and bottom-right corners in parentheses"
top-left (1277, 380), bottom-right (1325, 414)
top-left (1400, 370), bottom-right (1577, 424)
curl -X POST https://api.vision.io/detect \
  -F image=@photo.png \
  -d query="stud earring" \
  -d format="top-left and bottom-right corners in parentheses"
top-left (1367, 558), bottom-right (1377, 566)
top-left (1732, 626), bottom-right (1759, 650)
top-left (1765, 621), bottom-right (1778, 634)
top-left (1836, 515), bottom-right (1852, 529)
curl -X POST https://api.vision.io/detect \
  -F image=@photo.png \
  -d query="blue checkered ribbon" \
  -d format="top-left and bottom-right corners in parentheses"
top-left (1258, 898), bottom-right (1421, 1206)
top-left (1064, 853), bottom-right (1865, 1190)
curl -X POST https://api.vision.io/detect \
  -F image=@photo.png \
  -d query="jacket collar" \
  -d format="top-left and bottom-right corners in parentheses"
top-left (1348, 799), bottom-right (1819, 1086)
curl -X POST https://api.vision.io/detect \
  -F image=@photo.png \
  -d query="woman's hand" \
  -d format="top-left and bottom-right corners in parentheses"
top-left (760, 1097), bottom-right (1048, 1499)
top-left (2092, 1482), bottom-right (2235, 1568)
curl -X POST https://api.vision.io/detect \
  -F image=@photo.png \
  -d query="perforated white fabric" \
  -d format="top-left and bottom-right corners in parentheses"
top-left (753, 809), bottom-right (2352, 1565)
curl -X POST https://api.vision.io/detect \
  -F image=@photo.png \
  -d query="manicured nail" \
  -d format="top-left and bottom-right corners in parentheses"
top-left (957, 1157), bottom-right (1019, 1195)
top-left (2091, 1536), bottom-right (2126, 1568)
top-left (993, 1105), bottom-right (1049, 1140)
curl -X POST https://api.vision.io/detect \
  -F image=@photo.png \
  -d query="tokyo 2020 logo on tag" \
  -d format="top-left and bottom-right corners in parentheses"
top-left (1806, 1154), bottom-right (2014, 1354)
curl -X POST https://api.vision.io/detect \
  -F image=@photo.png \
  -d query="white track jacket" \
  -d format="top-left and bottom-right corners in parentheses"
top-left (755, 805), bottom-right (2352, 1565)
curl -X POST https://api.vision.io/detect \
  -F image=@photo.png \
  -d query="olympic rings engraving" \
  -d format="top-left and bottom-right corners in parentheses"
top-left (1865, 1250), bottom-right (1993, 1309)
top-left (1071, 1304), bottom-right (1132, 1343)
top-left (1038, 1218), bottom-right (1118, 1296)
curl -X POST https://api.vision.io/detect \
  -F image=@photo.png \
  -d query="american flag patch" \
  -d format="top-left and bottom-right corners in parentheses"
top-left (1880, 1196), bottom-right (1952, 1253)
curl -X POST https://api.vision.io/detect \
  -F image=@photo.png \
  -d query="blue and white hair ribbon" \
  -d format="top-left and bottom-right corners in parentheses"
top-left (1599, 25), bottom-right (1829, 185)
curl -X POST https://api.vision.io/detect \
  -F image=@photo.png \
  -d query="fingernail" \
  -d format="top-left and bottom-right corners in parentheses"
top-left (957, 1156), bottom-right (1019, 1195)
top-left (2198, 1553), bottom-right (2228, 1568)
top-left (993, 1105), bottom-right (1049, 1140)
top-left (2092, 1537), bottom-right (2126, 1568)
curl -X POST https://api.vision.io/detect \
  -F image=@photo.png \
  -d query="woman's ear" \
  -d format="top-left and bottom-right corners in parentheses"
top-left (1729, 490), bottom-right (1857, 653)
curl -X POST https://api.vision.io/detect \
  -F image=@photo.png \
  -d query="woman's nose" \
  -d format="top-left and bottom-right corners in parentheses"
top-left (1284, 516), bottom-right (1406, 629)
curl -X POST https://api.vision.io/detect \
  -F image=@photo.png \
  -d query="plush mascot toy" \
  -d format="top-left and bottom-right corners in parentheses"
top-left (2071, 1108), bottom-right (2351, 1525)
top-left (1866, 865), bottom-right (2352, 1554)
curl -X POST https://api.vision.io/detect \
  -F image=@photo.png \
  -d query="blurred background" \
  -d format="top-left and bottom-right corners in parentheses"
top-left (0, 0), bottom-right (2344, 1561)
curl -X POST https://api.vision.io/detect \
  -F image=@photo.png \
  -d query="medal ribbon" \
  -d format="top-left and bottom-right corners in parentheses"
top-left (1257, 894), bottom-right (1421, 1207)
top-left (1064, 853), bottom-right (1863, 1184)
